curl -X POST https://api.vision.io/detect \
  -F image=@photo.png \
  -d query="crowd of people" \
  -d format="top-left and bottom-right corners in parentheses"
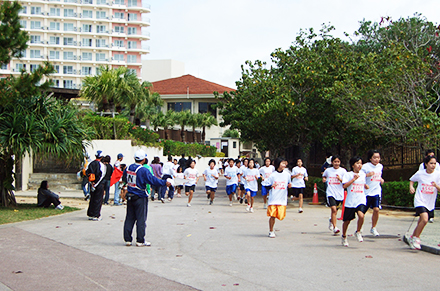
top-left (71, 148), bottom-right (438, 250)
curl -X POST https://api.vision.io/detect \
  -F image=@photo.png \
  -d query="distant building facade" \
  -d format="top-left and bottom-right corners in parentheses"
top-left (142, 59), bottom-right (185, 82)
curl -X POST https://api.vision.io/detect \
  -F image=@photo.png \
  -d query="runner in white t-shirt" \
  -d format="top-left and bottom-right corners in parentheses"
top-left (418, 149), bottom-right (440, 223)
top-left (290, 159), bottom-right (308, 213)
top-left (244, 159), bottom-right (260, 213)
top-left (183, 160), bottom-right (200, 207)
top-left (341, 156), bottom-right (369, 247)
top-left (224, 159), bottom-right (239, 206)
top-left (173, 166), bottom-right (184, 198)
top-left (238, 159), bottom-right (248, 204)
top-left (408, 156), bottom-right (440, 250)
top-left (361, 149), bottom-right (385, 236)
top-left (259, 158), bottom-right (275, 209)
top-left (203, 159), bottom-right (219, 205)
top-left (266, 157), bottom-right (292, 238)
top-left (322, 155), bottom-right (347, 235)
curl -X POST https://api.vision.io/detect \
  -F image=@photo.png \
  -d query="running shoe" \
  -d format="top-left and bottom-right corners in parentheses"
top-left (328, 218), bottom-right (333, 231)
top-left (168, 198), bottom-right (172, 202)
top-left (55, 205), bottom-right (64, 210)
top-left (245, 199), bottom-right (248, 204)
top-left (250, 207), bottom-right (254, 213)
top-left (412, 236), bottom-right (421, 250)
top-left (177, 194), bottom-right (181, 198)
top-left (263, 203), bottom-right (267, 209)
top-left (298, 207), bottom-right (303, 213)
top-left (151, 195), bottom-right (155, 201)
top-left (240, 198), bottom-right (243, 204)
top-left (269, 232), bottom-right (276, 238)
top-left (187, 203), bottom-right (191, 207)
top-left (160, 198), bottom-right (165, 203)
top-left (354, 231), bottom-right (363, 242)
top-left (333, 227), bottom-right (340, 235)
top-left (246, 204), bottom-right (250, 212)
top-left (229, 203), bottom-right (232, 207)
top-left (136, 241), bottom-right (151, 247)
top-left (92, 217), bottom-right (102, 221)
top-left (125, 242), bottom-right (132, 246)
top-left (209, 200), bottom-right (213, 205)
top-left (341, 236), bottom-right (349, 247)
top-left (429, 218), bottom-right (434, 223)
top-left (370, 227), bottom-right (380, 236)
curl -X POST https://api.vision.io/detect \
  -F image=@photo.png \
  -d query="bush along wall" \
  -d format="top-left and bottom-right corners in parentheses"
top-left (163, 140), bottom-right (217, 157)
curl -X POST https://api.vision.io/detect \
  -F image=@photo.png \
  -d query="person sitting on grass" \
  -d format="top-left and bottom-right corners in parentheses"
top-left (37, 181), bottom-right (64, 210)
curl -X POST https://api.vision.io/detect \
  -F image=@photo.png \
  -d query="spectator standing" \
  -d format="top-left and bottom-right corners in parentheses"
top-left (86, 150), bottom-right (106, 221)
top-left (178, 154), bottom-right (187, 172)
top-left (81, 153), bottom-right (91, 201)
top-left (102, 155), bottom-right (114, 205)
top-left (112, 153), bottom-right (124, 205)
top-left (150, 156), bottom-right (162, 201)
top-left (160, 155), bottom-right (175, 202)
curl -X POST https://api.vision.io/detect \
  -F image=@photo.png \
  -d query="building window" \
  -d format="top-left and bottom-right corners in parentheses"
top-left (83, 0), bottom-right (93, 4)
top-left (96, 53), bottom-right (106, 61)
top-left (82, 24), bottom-right (92, 32)
top-left (198, 102), bottom-right (217, 118)
top-left (127, 41), bottom-right (137, 49)
top-left (63, 66), bottom-right (74, 74)
top-left (82, 10), bottom-right (93, 18)
top-left (53, 65), bottom-right (60, 73)
top-left (114, 12), bottom-right (124, 19)
top-left (20, 6), bottom-right (27, 14)
top-left (114, 0), bottom-right (124, 4)
top-left (49, 51), bottom-right (60, 60)
top-left (96, 0), bottom-right (107, 4)
top-left (50, 7), bottom-right (60, 16)
top-left (63, 51), bottom-right (75, 60)
top-left (51, 79), bottom-right (60, 87)
top-left (1, 64), bottom-right (7, 70)
top-left (114, 54), bottom-right (124, 61)
top-left (30, 64), bottom-right (40, 73)
top-left (127, 27), bottom-right (137, 35)
top-left (127, 13), bottom-right (137, 21)
top-left (96, 39), bottom-right (106, 47)
top-left (30, 21), bottom-right (42, 29)
top-left (82, 38), bottom-right (92, 47)
top-left (30, 35), bottom-right (41, 44)
top-left (82, 66), bottom-right (92, 75)
top-left (127, 55), bottom-right (137, 63)
top-left (82, 52), bottom-right (92, 61)
top-left (49, 36), bottom-right (60, 45)
top-left (114, 40), bottom-right (124, 47)
top-left (96, 11), bottom-right (106, 19)
top-left (30, 6), bottom-right (42, 15)
top-left (167, 102), bottom-right (191, 112)
top-left (30, 50), bottom-right (41, 59)
top-left (63, 80), bottom-right (73, 88)
top-left (15, 63), bottom-right (25, 72)
top-left (96, 25), bottom-right (106, 33)
top-left (49, 22), bottom-right (60, 31)
top-left (64, 23), bottom-right (75, 31)
top-left (64, 9), bottom-right (75, 17)
top-left (128, 68), bottom-right (136, 75)
top-left (20, 20), bottom-right (27, 28)
top-left (233, 141), bottom-right (237, 149)
top-left (127, 0), bottom-right (137, 7)
top-left (63, 37), bottom-right (74, 46)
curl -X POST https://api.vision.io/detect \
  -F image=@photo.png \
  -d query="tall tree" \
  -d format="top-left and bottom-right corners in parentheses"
top-left (200, 113), bottom-right (218, 143)
top-left (176, 110), bottom-right (192, 143)
top-left (0, 1), bottom-right (28, 64)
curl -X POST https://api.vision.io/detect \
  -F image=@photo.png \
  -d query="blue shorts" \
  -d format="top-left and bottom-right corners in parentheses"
top-left (226, 184), bottom-right (237, 195)
top-left (205, 186), bottom-right (217, 193)
top-left (261, 185), bottom-right (271, 196)
top-left (246, 189), bottom-right (257, 197)
top-left (239, 184), bottom-right (245, 191)
top-left (366, 195), bottom-right (380, 209)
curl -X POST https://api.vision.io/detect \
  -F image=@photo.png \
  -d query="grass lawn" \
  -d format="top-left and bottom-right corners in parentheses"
top-left (0, 204), bottom-right (80, 225)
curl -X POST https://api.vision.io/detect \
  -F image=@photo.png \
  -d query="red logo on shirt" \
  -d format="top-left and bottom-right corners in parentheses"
top-left (328, 177), bottom-right (340, 185)
top-left (421, 183), bottom-right (435, 195)
top-left (273, 181), bottom-right (286, 190)
top-left (351, 183), bottom-right (364, 193)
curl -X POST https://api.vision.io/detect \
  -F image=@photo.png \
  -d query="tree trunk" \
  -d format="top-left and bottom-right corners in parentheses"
top-left (192, 126), bottom-right (196, 143)
top-left (202, 126), bottom-right (206, 143)
top-left (180, 124), bottom-right (185, 143)
top-left (0, 154), bottom-right (17, 207)
top-left (129, 105), bottom-right (135, 124)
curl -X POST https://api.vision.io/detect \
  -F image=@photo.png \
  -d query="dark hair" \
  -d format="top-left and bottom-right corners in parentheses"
top-left (236, 159), bottom-right (241, 165)
top-left (264, 157), bottom-right (271, 165)
top-left (243, 158), bottom-right (249, 166)
top-left (102, 155), bottom-right (111, 163)
top-left (145, 158), bottom-right (148, 164)
top-left (177, 166), bottom-right (183, 173)
top-left (208, 159), bottom-right (216, 166)
top-left (367, 149), bottom-right (380, 161)
top-left (424, 155), bottom-right (437, 165)
top-left (273, 157), bottom-right (286, 171)
top-left (248, 158), bottom-right (255, 168)
top-left (40, 180), bottom-right (48, 190)
top-left (295, 158), bottom-right (303, 167)
top-left (181, 154), bottom-right (185, 158)
top-left (174, 159), bottom-right (177, 162)
top-left (228, 158), bottom-right (235, 163)
top-left (331, 155), bottom-right (341, 163)
top-left (425, 149), bottom-right (435, 157)
top-left (326, 152), bottom-right (332, 158)
top-left (120, 164), bottom-right (126, 171)
top-left (189, 159), bottom-right (196, 165)
top-left (168, 155), bottom-right (172, 161)
top-left (349, 156), bottom-right (362, 171)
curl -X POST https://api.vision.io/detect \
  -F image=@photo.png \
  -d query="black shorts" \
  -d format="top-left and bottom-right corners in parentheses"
top-left (176, 185), bottom-right (183, 190)
top-left (185, 185), bottom-right (195, 193)
top-left (415, 206), bottom-right (435, 219)
top-left (291, 187), bottom-right (304, 197)
top-left (343, 205), bottom-right (368, 221)
top-left (239, 184), bottom-right (245, 191)
top-left (327, 196), bottom-right (343, 207)
top-left (366, 195), bottom-right (381, 209)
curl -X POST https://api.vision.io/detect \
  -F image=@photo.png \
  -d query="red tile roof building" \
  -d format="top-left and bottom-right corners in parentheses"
top-left (151, 74), bottom-right (235, 95)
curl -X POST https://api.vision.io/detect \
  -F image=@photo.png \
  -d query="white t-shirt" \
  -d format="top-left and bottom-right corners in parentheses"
top-left (224, 165), bottom-right (239, 186)
top-left (162, 161), bottom-right (174, 177)
top-left (266, 170), bottom-right (291, 206)
top-left (410, 169), bottom-right (440, 211)
top-left (290, 166), bottom-right (308, 188)
top-left (243, 168), bottom-right (259, 192)
top-left (322, 167), bottom-right (347, 200)
top-left (203, 167), bottom-right (219, 188)
top-left (259, 165), bottom-right (275, 186)
top-left (183, 168), bottom-right (199, 186)
top-left (342, 171), bottom-right (367, 208)
top-left (418, 162), bottom-right (440, 172)
top-left (174, 172), bottom-right (184, 186)
top-left (361, 162), bottom-right (383, 196)
top-left (172, 164), bottom-right (180, 175)
top-left (238, 166), bottom-right (247, 185)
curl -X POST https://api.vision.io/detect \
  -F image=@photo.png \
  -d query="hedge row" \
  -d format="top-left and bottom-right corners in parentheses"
top-left (163, 140), bottom-right (217, 157)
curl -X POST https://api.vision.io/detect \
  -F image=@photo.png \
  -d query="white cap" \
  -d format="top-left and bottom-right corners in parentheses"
top-left (134, 150), bottom-right (147, 161)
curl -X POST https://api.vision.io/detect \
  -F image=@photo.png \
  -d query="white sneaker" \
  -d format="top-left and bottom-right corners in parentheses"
top-left (354, 231), bottom-right (363, 242)
top-left (269, 232), bottom-right (276, 238)
top-left (298, 207), bottom-right (303, 213)
top-left (263, 203), bottom-right (267, 209)
top-left (136, 241), bottom-right (151, 247)
top-left (229, 203), bottom-right (232, 207)
top-left (370, 227), bottom-right (380, 236)
top-left (55, 205), bottom-right (64, 210)
top-left (125, 242), bottom-right (132, 246)
top-left (246, 204), bottom-right (250, 212)
top-left (429, 218), bottom-right (434, 223)
top-left (92, 217), bottom-right (102, 221)
top-left (168, 198), bottom-right (172, 201)
top-left (333, 227), bottom-right (340, 235)
top-left (328, 218), bottom-right (334, 231)
top-left (187, 203), bottom-right (191, 207)
top-left (250, 207), bottom-right (254, 213)
top-left (341, 236), bottom-right (349, 247)
top-left (409, 236), bottom-right (421, 250)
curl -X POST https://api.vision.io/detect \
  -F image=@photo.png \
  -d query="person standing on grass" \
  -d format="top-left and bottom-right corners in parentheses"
top-left (203, 159), bottom-right (219, 205)
top-left (361, 149), bottom-right (385, 236)
top-left (184, 160), bottom-right (200, 207)
top-left (408, 155), bottom-right (440, 250)
top-left (290, 158), bottom-right (308, 213)
top-left (341, 156), bottom-right (369, 247)
top-left (123, 150), bottom-right (170, 247)
top-left (259, 157), bottom-right (275, 209)
top-left (86, 150), bottom-right (106, 221)
top-left (244, 159), bottom-right (259, 213)
top-left (224, 158), bottom-right (239, 206)
top-left (322, 155), bottom-right (347, 235)
top-left (266, 157), bottom-right (291, 238)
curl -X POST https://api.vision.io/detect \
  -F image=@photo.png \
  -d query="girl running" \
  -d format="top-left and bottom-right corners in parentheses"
top-left (203, 159), bottom-right (219, 205)
top-left (237, 160), bottom-right (245, 204)
top-left (184, 160), bottom-right (200, 207)
top-left (361, 149), bottom-right (385, 236)
top-left (174, 166), bottom-right (184, 198)
top-left (266, 157), bottom-right (292, 238)
top-left (224, 158), bottom-right (239, 206)
top-left (341, 156), bottom-right (369, 247)
top-left (290, 158), bottom-right (308, 213)
top-left (260, 158), bottom-right (275, 209)
top-left (244, 159), bottom-right (260, 213)
top-left (322, 155), bottom-right (347, 235)
top-left (408, 155), bottom-right (440, 250)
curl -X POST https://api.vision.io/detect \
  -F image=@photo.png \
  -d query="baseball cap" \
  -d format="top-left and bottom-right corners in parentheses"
top-left (117, 153), bottom-right (124, 159)
top-left (95, 150), bottom-right (104, 158)
top-left (134, 150), bottom-right (147, 161)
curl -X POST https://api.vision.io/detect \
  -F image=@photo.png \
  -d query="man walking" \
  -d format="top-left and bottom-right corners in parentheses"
top-left (86, 150), bottom-right (106, 221)
top-left (123, 150), bottom-right (171, 247)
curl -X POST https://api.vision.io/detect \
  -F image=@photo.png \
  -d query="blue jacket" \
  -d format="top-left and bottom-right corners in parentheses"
top-left (123, 163), bottom-right (166, 197)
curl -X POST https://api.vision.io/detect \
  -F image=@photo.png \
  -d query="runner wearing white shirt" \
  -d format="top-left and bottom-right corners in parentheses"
top-left (259, 158), bottom-right (275, 209)
top-left (408, 156), bottom-right (440, 250)
top-left (418, 149), bottom-right (440, 223)
top-left (341, 157), bottom-right (369, 247)
top-left (266, 157), bottom-right (292, 238)
top-left (224, 159), bottom-right (239, 206)
top-left (322, 155), bottom-right (347, 235)
top-left (361, 150), bottom-right (385, 236)
top-left (183, 160), bottom-right (200, 207)
top-left (238, 159), bottom-right (248, 204)
top-left (290, 159), bottom-right (308, 213)
top-left (173, 167), bottom-right (184, 198)
top-left (203, 159), bottom-right (219, 205)
top-left (244, 159), bottom-right (259, 213)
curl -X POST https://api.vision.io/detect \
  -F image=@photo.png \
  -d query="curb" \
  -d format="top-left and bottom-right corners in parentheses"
top-left (403, 234), bottom-right (440, 255)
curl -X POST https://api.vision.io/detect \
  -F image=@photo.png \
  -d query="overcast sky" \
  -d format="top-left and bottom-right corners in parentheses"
top-left (144, 0), bottom-right (440, 89)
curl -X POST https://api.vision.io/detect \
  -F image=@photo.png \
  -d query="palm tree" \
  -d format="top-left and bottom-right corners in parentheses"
top-left (200, 113), bottom-right (218, 143)
top-left (176, 110), bottom-right (192, 143)
top-left (188, 113), bottom-right (203, 143)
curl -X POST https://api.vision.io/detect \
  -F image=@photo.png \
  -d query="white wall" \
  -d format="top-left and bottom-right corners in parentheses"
top-left (142, 59), bottom-right (185, 83)
top-left (20, 151), bottom-right (33, 190)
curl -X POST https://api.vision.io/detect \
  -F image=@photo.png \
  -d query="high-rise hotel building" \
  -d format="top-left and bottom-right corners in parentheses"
top-left (0, 0), bottom-right (150, 89)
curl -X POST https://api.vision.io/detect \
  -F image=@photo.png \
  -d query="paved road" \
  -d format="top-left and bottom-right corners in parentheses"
top-left (2, 177), bottom-right (440, 290)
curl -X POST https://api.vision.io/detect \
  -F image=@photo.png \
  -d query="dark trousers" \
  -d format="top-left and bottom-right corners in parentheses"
top-left (87, 183), bottom-right (104, 218)
top-left (40, 196), bottom-right (61, 208)
top-left (123, 196), bottom-right (148, 243)
top-left (81, 177), bottom-right (89, 196)
top-left (160, 174), bottom-right (174, 200)
top-left (103, 179), bottom-right (110, 204)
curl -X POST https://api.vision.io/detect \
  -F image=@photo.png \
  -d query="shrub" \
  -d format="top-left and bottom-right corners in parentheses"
top-left (381, 180), bottom-right (413, 207)
top-left (128, 125), bottom-right (159, 144)
top-left (163, 140), bottom-right (217, 157)
top-left (305, 176), bottom-right (326, 199)
top-left (216, 152), bottom-right (225, 157)
top-left (81, 114), bottom-right (130, 139)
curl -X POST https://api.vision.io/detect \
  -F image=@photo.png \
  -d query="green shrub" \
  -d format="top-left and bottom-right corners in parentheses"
top-left (381, 180), bottom-right (413, 207)
top-left (81, 114), bottom-right (130, 139)
top-left (163, 140), bottom-right (217, 157)
top-left (215, 152), bottom-right (225, 157)
top-left (305, 176), bottom-right (326, 199)
top-left (128, 125), bottom-right (159, 144)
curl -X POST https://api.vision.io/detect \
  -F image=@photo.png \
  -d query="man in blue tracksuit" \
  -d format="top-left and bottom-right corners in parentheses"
top-left (123, 149), bottom-right (171, 246)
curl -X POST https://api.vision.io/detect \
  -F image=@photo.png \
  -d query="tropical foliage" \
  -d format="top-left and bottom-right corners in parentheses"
top-left (162, 140), bottom-right (217, 157)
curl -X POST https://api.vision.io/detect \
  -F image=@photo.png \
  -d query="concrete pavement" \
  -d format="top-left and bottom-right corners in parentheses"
top-left (2, 177), bottom-right (440, 290)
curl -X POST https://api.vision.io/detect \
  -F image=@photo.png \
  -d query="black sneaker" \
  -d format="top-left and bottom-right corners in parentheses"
top-left (209, 200), bottom-right (213, 205)
top-left (207, 193), bottom-right (210, 199)
top-left (240, 198), bottom-right (243, 204)
top-left (84, 194), bottom-right (90, 201)
top-left (151, 195), bottom-right (155, 201)
top-left (245, 199), bottom-right (248, 204)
